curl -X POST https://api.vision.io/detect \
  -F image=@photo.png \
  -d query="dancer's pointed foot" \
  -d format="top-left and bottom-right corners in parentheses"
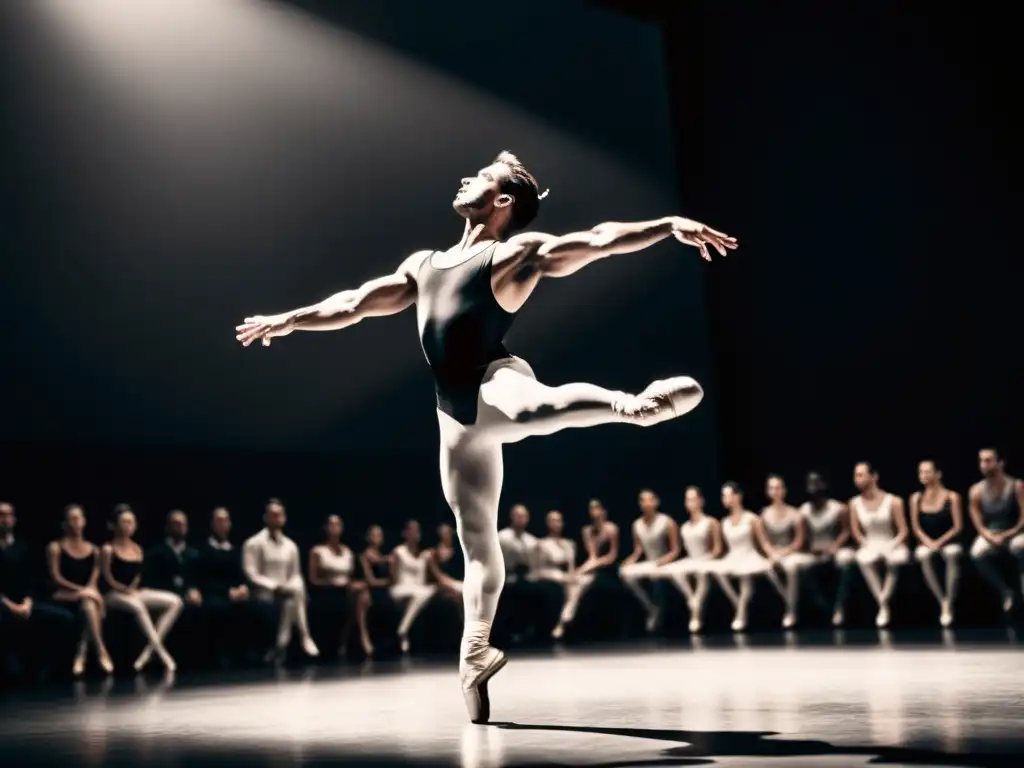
top-left (460, 646), bottom-right (507, 724)
top-left (616, 377), bottom-right (703, 426)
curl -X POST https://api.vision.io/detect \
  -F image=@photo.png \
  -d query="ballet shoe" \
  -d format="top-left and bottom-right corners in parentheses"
top-left (831, 609), bottom-right (845, 627)
top-left (688, 617), bottom-right (702, 634)
top-left (731, 616), bottom-right (746, 632)
top-left (159, 651), bottom-right (177, 673)
top-left (644, 607), bottom-right (661, 633)
top-left (460, 646), bottom-right (507, 724)
top-left (616, 377), bottom-right (703, 426)
top-left (782, 612), bottom-right (797, 629)
top-left (302, 637), bottom-right (320, 658)
top-left (99, 653), bottom-right (115, 675)
top-left (940, 602), bottom-right (953, 628)
top-left (133, 651), bottom-right (152, 673)
top-left (399, 635), bottom-right (410, 654)
top-left (72, 656), bottom-right (86, 678)
top-left (1002, 592), bottom-right (1015, 614)
top-left (551, 623), bottom-right (565, 640)
top-left (876, 605), bottom-right (891, 628)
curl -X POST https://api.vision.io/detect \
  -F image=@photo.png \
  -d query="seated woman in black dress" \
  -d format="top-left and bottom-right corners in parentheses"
top-left (308, 515), bottom-right (372, 657)
top-left (428, 523), bottom-right (464, 602)
top-left (359, 525), bottom-right (395, 658)
top-left (47, 504), bottom-right (113, 676)
top-left (910, 460), bottom-right (964, 627)
top-left (101, 505), bottom-right (183, 672)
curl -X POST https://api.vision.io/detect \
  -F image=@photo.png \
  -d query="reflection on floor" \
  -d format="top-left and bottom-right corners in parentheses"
top-left (1, 629), bottom-right (1021, 767)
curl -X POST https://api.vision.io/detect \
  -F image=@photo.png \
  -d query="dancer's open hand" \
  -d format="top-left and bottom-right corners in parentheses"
top-left (670, 217), bottom-right (738, 262)
top-left (235, 313), bottom-right (294, 347)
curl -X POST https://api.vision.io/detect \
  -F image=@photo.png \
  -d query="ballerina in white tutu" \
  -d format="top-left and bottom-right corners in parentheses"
top-left (756, 475), bottom-right (817, 629)
top-left (656, 486), bottom-right (723, 633)
top-left (713, 482), bottom-right (784, 632)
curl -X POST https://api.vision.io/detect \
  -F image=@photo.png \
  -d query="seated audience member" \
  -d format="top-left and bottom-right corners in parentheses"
top-left (910, 460), bottom-right (963, 627)
top-left (197, 507), bottom-right (262, 666)
top-left (535, 510), bottom-right (589, 640)
top-left (657, 487), bottom-right (722, 633)
top-left (619, 489), bottom-right (679, 633)
top-left (713, 483), bottom-right (783, 632)
top-left (309, 514), bottom-right (371, 657)
top-left (243, 498), bottom-right (319, 662)
top-left (576, 500), bottom-right (622, 636)
top-left (849, 463), bottom-right (910, 629)
top-left (147, 510), bottom-right (203, 609)
top-left (428, 523), bottom-right (464, 601)
top-left (47, 504), bottom-right (113, 676)
top-left (799, 472), bottom-right (856, 626)
top-left (497, 504), bottom-right (543, 642)
top-left (0, 502), bottom-right (75, 681)
top-left (389, 520), bottom-right (436, 654)
top-left (360, 525), bottom-right (396, 658)
top-left (756, 476), bottom-right (815, 629)
top-left (101, 505), bottom-right (183, 672)
top-left (968, 448), bottom-right (1024, 615)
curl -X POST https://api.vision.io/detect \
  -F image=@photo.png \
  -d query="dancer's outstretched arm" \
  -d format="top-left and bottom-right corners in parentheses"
top-left (497, 216), bottom-right (736, 283)
top-left (236, 250), bottom-right (429, 347)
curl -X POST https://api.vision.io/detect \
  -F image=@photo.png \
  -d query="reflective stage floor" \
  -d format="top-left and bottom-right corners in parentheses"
top-left (1, 630), bottom-right (1021, 767)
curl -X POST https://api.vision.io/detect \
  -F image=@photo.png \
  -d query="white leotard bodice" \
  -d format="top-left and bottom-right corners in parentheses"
top-left (761, 506), bottom-right (801, 548)
top-left (722, 512), bottom-right (758, 556)
top-left (392, 544), bottom-right (430, 587)
top-left (311, 544), bottom-right (354, 587)
top-left (536, 537), bottom-right (575, 571)
top-left (681, 516), bottom-right (712, 559)
top-left (800, 500), bottom-right (844, 550)
top-left (852, 494), bottom-right (896, 544)
top-left (633, 513), bottom-right (672, 561)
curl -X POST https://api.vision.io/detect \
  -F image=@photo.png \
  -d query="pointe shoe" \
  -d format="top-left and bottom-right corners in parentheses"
top-left (782, 611), bottom-right (797, 629)
top-left (72, 655), bottom-right (86, 677)
top-left (731, 616), bottom-right (746, 632)
top-left (460, 646), bottom-right (507, 724)
top-left (1002, 591), bottom-right (1015, 614)
top-left (158, 650), bottom-right (177, 674)
top-left (302, 637), bottom-right (320, 658)
top-left (688, 617), bottom-right (702, 634)
top-left (99, 653), bottom-right (114, 675)
top-left (551, 623), bottom-right (564, 640)
top-left (940, 601), bottom-right (954, 628)
top-left (399, 635), bottom-right (410, 654)
top-left (133, 651), bottom-right (152, 673)
top-left (876, 605), bottom-right (891, 628)
top-left (831, 609), bottom-right (845, 627)
top-left (617, 377), bottom-right (703, 426)
top-left (361, 636), bottom-right (374, 658)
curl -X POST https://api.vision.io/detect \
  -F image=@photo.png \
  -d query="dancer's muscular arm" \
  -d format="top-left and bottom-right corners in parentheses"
top-left (498, 216), bottom-right (736, 281)
top-left (235, 250), bottom-right (429, 346)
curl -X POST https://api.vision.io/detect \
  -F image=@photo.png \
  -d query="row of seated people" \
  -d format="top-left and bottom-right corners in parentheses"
top-left (0, 499), bottom-right (470, 680)
top-left (496, 454), bottom-right (1024, 638)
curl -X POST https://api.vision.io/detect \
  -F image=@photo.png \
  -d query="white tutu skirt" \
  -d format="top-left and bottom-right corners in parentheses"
top-left (776, 552), bottom-right (817, 571)
top-left (659, 556), bottom-right (716, 576)
top-left (712, 552), bottom-right (773, 576)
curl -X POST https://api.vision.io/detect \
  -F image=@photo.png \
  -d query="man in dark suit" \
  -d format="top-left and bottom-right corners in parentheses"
top-left (145, 510), bottom-right (204, 664)
top-left (0, 502), bottom-right (75, 683)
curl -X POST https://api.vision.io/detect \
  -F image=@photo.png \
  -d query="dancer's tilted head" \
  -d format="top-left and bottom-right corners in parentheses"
top-left (720, 481), bottom-right (743, 511)
top-left (110, 504), bottom-right (136, 539)
top-left (453, 151), bottom-right (546, 235)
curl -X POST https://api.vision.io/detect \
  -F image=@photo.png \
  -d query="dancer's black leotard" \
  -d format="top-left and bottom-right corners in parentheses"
top-left (416, 243), bottom-right (517, 425)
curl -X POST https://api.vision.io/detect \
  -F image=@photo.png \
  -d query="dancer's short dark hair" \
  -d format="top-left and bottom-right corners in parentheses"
top-left (494, 151), bottom-right (544, 231)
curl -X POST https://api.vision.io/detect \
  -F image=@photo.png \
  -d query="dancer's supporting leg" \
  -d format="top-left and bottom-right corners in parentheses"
top-left (438, 411), bottom-right (507, 724)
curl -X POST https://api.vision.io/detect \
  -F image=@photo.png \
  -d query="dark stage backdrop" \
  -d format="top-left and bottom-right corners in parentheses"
top-left (0, 0), bottom-right (716, 549)
top-left (607, 1), bottom-right (1022, 505)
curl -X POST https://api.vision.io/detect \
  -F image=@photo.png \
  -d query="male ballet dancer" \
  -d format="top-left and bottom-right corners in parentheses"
top-left (236, 152), bottom-right (736, 722)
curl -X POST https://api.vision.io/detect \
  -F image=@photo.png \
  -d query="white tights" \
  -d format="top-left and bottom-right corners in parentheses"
top-left (437, 357), bottom-right (703, 656)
